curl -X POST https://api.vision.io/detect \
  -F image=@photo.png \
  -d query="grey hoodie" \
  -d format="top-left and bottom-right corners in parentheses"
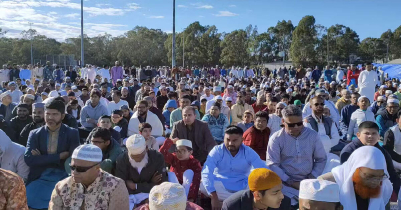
top-left (80, 100), bottom-right (109, 129)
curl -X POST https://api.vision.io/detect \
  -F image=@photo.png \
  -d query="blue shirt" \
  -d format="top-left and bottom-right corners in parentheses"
top-left (221, 69), bottom-right (227, 77)
top-left (201, 144), bottom-right (268, 194)
top-left (19, 69), bottom-right (31, 85)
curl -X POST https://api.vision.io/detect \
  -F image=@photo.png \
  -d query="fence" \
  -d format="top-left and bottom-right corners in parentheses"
top-left (33, 54), bottom-right (77, 69)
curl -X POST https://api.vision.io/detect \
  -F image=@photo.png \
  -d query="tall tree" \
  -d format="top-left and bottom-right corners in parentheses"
top-left (220, 30), bottom-right (248, 66)
top-left (290, 15), bottom-right (318, 66)
top-left (359, 38), bottom-right (386, 62)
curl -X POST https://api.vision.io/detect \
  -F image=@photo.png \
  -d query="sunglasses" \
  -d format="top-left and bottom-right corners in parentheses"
top-left (69, 163), bottom-right (100, 173)
top-left (313, 103), bottom-right (325, 106)
top-left (284, 121), bottom-right (303, 127)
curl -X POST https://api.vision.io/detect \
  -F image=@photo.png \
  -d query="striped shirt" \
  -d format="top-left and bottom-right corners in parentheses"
top-left (266, 127), bottom-right (327, 182)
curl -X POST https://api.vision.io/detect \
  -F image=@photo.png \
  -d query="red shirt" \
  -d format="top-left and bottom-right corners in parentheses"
top-left (243, 126), bottom-right (270, 160)
top-left (159, 138), bottom-right (202, 200)
top-left (252, 103), bottom-right (267, 113)
top-left (347, 69), bottom-right (360, 86)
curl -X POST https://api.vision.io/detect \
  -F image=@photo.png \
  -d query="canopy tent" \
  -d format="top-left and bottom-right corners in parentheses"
top-left (373, 63), bottom-right (401, 80)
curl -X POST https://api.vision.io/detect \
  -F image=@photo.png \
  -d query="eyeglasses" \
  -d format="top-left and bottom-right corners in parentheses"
top-left (284, 121), bottom-right (303, 127)
top-left (360, 170), bottom-right (388, 182)
top-left (69, 163), bottom-right (100, 173)
top-left (91, 140), bottom-right (106, 144)
top-left (313, 103), bottom-right (325, 107)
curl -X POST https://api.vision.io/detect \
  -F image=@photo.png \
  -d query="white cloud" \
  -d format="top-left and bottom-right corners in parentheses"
top-left (0, 0), bottom-right (126, 17)
top-left (177, 5), bottom-right (187, 8)
top-left (95, 3), bottom-right (111, 7)
top-left (229, 5), bottom-right (236, 7)
top-left (0, 0), bottom-right (127, 41)
top-left (215, 11), bottom-right (238, 17)
top-left (149, 16), bottom-right (164, 19)
top-left (65, 13), bottom-right (80, 19)
top-left (127, 2), bottom-right (141, 10)
top-left (197, 5), bottom-right (213, 9)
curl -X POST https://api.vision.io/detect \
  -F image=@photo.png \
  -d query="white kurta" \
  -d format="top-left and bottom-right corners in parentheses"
top-left (358, 70), bottom-right (377, 102)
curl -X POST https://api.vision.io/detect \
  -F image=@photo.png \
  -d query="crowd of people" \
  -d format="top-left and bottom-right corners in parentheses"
top-left (1, 61), bottom-right (401, 210)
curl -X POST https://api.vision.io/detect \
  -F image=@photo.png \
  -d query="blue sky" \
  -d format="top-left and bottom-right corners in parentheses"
top-left (1, 0), bottom-right (400, 42)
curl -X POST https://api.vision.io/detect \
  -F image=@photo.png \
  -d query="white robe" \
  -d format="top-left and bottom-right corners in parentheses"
top-left (331, 146), bottom-right (392, 210)
top-left (358, 70), bottom-right (378, 103)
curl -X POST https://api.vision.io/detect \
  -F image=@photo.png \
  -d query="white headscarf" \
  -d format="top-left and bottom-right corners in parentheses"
top-left (332, 146), bottom-right (392, 210)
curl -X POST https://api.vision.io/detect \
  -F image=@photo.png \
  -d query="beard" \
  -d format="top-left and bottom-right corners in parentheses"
top-left (128, 152), bottom-right (149, 171)
top-left (352, 168), bottom-right (382, 199)
top-left (34, 117), bottom-right (44, 124)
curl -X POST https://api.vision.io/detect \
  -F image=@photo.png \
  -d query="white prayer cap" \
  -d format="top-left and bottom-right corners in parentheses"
top-left (176, 139), bottom-right (192, 149)
top-left (26, 79), bottom-right (31, 82)
top-left (299, 179), bottom-right (340, 203)
top-left (242, 85), bottom-right (247, 89)
top-left (227, 85), bottom-right (233, 89)
top-left (286, 88), bottom-right (292, 93)
top-left (299, 179), bottom-right (339, 202)
top-left (226, 97), bottom-right (233, 102)
top-left (385, 90), bottom-right (393, 94)
top-left (387, 98), bottom-right (400, 104)
top-left (8, 81), bottom-right (16, 85)
top-left (213, 86), bottom-right (221, 92)
top-left (71, 86), bottom-right (77, 90)
top-left (55, 83), bottom-right (61, 87)
top-left (215, 95), bottom-right (223, 100)
top-left (377, 96), bottom-right (386, 101)
top-left (72, 144), bottom-right (103, 162)
top-left (380, 85), bottom-right (388, 89)
top-left (357, 96), bottom-right (370, 103)
top-left (0, 91), bottom-right (11, 100)
top-left (122, 87), bottom-right (128, 91)
top-left (126, 134), bottom-right (146, 155)
top-left (25, 94), bottom-right (35, 100)
top-left (149, 182), bottom-right (187, 210)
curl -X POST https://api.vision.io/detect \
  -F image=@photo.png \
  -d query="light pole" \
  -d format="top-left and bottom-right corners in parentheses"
top-left (182, 30), bottom-right (185, 67)
top-left (172, 0), bottom-right (176, 68)
top-left (29, 22), bottom-right (33, 65)
top-left (386, 29), bottom-right (391, 63)
top-left (326, 28), bottom-right (329, 66)
top-left (81, 0), bottom-right (84, 67)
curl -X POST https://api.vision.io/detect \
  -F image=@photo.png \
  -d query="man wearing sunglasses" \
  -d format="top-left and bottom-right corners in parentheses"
top-left (266, 105), bottom-right (327, 206)
top-left (49, 144), bottom-right (129, 209)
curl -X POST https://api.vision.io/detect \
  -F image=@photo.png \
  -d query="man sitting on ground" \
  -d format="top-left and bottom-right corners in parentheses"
top-left (171, 106), bottom-right (216, 164)
top-left (127, 100), bottom-right (164, 136)
top-left (24, 100), bottom-right (80, 209)
top-left (340, 121), bottom-right (400, 198)
top-left (243, 111), bottom-right (271, 160)
top-left (319, 146), bottom-right (393, 210)
top-left (49, 144), bottom-right (129, 209)
top-left (115, 134), bottom-right (167, 209)
top-left (222, 168), bottom-right (291, 210)
top-left (266, 105), bottom-right (327, 205)
top-left (201, 126), bottom-right (268, 209)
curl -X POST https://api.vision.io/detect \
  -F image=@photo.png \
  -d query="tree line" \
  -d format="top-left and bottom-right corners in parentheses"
top-left (0, 15), bottom-right (400, 68)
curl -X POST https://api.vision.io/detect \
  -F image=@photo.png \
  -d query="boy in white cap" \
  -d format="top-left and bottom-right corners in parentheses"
top-left (159, 138), bottom-right (202, 202)
top-left (49, 144), bottom-right (129, 209)
top-left (299, 179), bottom-right (342, 210)
top-left (116, 134), bottom-right (167, 209)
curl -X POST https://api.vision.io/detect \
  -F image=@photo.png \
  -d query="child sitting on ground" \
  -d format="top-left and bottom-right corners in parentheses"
top-left (159, 138), bottom-right (202, 202)
top-left (139, 122), bottom-right (159, 150)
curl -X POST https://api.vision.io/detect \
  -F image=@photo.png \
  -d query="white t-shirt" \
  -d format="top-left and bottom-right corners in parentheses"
top-left (108, 99), bottom-right (129, 114)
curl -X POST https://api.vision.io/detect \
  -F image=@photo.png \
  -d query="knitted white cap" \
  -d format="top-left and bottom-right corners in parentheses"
top-left (149, 182), bottom-right (187, 210)
top-left (72, 144), bottom-right (102, 162)
top-left (299, 179), bottom-right (339, 202)
top-left (126, 134), bottom-right (146, 155)
top-left (176, 139), bottom-right (192, 149)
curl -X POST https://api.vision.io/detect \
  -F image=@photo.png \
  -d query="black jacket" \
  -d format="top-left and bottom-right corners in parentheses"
top-left (117, 118), bottom-right (128, 139)
top-left (62, 113), bottom-right (78, 129)
top-left (340, 139), bottom-right (400, 195)
top-left (222, 189), bottom-right (291, 210)
top-left (115, 150), bottom-right (167, 194)
top-left (19, 122), bottom-right (42, 147)
top-left (10, 116), bottom-right (33, 145)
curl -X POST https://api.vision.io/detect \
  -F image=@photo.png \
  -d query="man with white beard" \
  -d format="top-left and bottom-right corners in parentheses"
top-left (358, 63), bottom-right (378, 103)
top-left (115, 134), bottom-right (167, 209)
